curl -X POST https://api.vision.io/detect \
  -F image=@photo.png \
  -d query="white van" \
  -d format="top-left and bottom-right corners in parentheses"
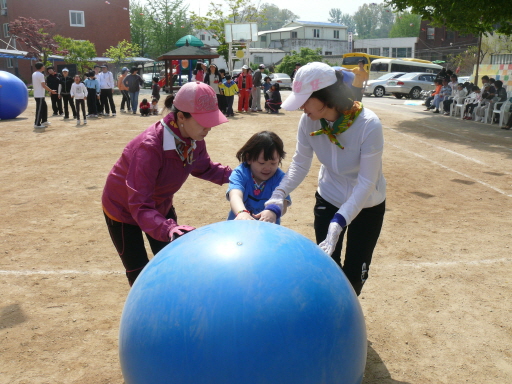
top-left (369, 59), bottom-right (442, 80)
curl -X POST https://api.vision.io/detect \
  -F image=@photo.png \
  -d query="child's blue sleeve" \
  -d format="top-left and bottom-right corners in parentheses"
top-left (226, 165), bottom-right (246, 201)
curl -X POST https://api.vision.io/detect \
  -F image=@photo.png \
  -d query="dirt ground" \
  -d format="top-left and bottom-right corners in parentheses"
top-left (0, 92), bottom-right (511, 384)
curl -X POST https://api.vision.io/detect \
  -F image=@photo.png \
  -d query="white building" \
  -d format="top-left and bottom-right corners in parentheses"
top-left (212, 48), bottom-right (287, 71)
top-left (195, 30), bottom-right (221, 47)
top-left (353, 37), bottom-right (418, 58)
top-left (252, 21), bottom-right (349, 56)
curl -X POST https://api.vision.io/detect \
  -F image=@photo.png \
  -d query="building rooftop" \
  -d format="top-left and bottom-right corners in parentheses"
top-left (295, 21), bottom-right (346, 27)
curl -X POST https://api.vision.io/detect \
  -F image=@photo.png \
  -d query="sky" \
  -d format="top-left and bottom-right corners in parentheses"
top-left (142, 0), bottom-right (386, 24)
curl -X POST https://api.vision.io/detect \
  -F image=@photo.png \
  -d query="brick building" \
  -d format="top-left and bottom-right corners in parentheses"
top-left (0, 0), bottom-right (130, 82)
top-left (415, 20), bottom-right (478, 62)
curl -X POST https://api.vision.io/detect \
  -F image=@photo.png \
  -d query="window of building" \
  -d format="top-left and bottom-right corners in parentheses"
top-left (325, 51), bottom-right (332, 55)
top-left (3, 23), bottom-right (8, 37)
top-left (382, 47), bottom-right (390, 57)
top-left (200, 34), bottom-right (205, 41)
top-left (7, 58), bottom-right (13, 68)
top-left (69, 11), bottom-right (85, 27)
top-left (208, 35), bottom-right (211, 41)
top-left (333, 30), bottom-right (339, 39)
top-left (260, 35), bottom-right (267, 42)
top-left (369, 48), bottom-right (380, 55)
top-left (447, 31), bottom-right (454, 40)
top-left (1, 0), bottom-right (6, 9)
top-left (392, 47), bottom-right (412, 58)
top-left (491, 53), bottom-right (512, 65)
top-left (291, 31), bottom-right (297, 38)
top-left (253, 56), bottom-right (264, 64)
top-left (313, 29), bottom-right (320, 38)
top-left (427, 28), bottom-right (435, 40)
top-left (354, 48), bottom-right (367, 53)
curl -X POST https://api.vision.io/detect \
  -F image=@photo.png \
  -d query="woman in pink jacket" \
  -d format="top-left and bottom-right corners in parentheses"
top-left (102, 82), bottom-right (232, 286)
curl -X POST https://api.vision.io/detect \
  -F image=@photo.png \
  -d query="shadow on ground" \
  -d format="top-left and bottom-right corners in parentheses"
top-left (363, 342), bottom-right (411, 384)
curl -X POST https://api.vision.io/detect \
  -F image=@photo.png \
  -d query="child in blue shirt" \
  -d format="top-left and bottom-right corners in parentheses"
top-left (227, 131), bottom-right (291, 224)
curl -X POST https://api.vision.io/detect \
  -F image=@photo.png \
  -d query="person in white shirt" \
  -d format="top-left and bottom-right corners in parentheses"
top-left (263, 62), bottom-right (386, 296)
top-left (70, 75), bottom-right (89, 125)
top-left (97, 64), bottom-right (116, 116)
top-left (32, 62), bottom-right (57, 129)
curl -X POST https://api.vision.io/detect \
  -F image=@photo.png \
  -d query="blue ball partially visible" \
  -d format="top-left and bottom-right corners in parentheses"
top-left (119, 220), bottom-right (367, 384)
top-left (0, 70), bottom-right (28, 120)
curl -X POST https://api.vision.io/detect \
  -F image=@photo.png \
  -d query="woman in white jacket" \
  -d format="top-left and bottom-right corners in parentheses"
top-left (70, 75), bottom-right (88, 126)
top-left (263, 62), bottom-right (386, 296)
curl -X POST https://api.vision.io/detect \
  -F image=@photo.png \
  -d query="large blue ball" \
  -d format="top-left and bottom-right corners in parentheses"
top-left (119, 221), bottom-right (367, 384)
top-left (0, 71), bottom-right (28, 120)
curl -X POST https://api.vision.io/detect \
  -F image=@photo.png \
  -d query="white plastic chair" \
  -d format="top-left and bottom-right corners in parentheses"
top-left (451, 96), bottom-right (465, 118)
top-left (490, 90), bottom-right (512, 126)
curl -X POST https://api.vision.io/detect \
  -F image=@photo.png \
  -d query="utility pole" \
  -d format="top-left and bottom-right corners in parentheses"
top-left (474, 32), bottom-right (482, 87)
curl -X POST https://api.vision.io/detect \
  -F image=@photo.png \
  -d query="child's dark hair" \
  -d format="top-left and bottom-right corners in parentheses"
top-left (310, 71), bottom-right (355, 112)
top-left (164, 94), bottom-right (192, 120)
top-left (152, 77), bottom-right (159, 82)
top-left (142, 98), bottom-right (148, 104)
top-left (236, 131), bottom-right (285, 164)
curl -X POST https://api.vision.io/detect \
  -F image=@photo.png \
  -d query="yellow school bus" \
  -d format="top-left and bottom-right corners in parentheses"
top-left (341, 53), bottom-right (388, 71)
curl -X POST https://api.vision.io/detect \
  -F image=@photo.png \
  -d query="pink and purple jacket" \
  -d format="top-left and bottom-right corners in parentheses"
top-left (102, 113), bottom-right (231, 242)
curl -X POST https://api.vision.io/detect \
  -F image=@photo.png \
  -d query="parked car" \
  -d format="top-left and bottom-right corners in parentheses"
top-left (363, 72), bottom-right (406, 97)
top-left (269, 73), bottom-right (292, 89)
top-left (142, 73), bottom-right (159, 89)
top-left (457, 76), bottom-right (470, 84)
top-left (231, 69), bottom-right (242, 81)
top-left (386, 72), bottom-right (437, 99)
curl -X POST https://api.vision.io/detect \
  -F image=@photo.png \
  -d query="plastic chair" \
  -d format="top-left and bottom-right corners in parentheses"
top-left (451, 97), bottom-right (465, 118)
top-left (491, 91), bottom-right (512, 126)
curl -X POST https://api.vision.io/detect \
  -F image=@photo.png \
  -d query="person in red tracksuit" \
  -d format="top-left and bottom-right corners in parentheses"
top-left (237, 65), bottom-right (253, 112)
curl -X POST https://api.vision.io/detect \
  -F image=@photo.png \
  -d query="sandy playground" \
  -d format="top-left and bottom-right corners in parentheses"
top-left (0, 92), bottom-right (511, 384)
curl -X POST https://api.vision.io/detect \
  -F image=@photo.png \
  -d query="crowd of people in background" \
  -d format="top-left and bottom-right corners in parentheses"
top-left (423, 69), bottom-right (511, 129)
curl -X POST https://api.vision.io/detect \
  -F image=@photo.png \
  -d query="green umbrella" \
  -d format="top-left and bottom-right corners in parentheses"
top-left (175, 35), bottom-right (204, 47)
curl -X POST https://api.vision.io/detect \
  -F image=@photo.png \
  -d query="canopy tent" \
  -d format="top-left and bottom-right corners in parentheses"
top-left (157, 41), bottom-right (220, 93)
top-left (175, 35), bottom-right (204, 47)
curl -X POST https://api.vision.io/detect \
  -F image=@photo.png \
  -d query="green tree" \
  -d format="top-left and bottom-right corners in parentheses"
top-left (54, 36), bottom-right (96, 74)
top-left (328, 9), bottom-right (356, 33)
top-left (104, 40), bottom-right (141, 72)
top-left (353, 3), bottom-right (395, 38)
top-left (385, 0), bottom-right (512, 35)
top-left (388, 11), bottom-right (421, 38)
top-left (190, 0), bottom-right (261, 64)
top-left (130, 1), bottom-right (152, 57)
top-left (257, 3), bottom-right (299, 31)
top-left (129, 0), bottom-right (192, 59)
top-left (275, 47), bottom-right (323, 75)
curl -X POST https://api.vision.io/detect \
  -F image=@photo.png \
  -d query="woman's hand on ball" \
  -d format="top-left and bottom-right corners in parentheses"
top-left (253, 210), bottom-right (277, 223)
top-left (319, 222), bottom-right (343, 255)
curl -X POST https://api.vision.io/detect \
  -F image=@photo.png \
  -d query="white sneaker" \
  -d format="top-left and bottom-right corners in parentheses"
top-left (34, 124), bottom-right (46, 129)
top-left (42, 121), bottom-right (51, 126)
top-left (83, 119), bottom-right (87, 125)
top-left (120, 109), bottom-right (125, 113)
top-left (76, 119), bottom-right (80, 126)
top-left (112, 113), bottom-right (116, 117)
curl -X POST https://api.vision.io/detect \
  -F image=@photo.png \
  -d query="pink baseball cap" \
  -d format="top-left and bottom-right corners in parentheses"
top-left (281, 62), bottom-right (338, 111)
top-left (173, 81), bottom-right (228, 128)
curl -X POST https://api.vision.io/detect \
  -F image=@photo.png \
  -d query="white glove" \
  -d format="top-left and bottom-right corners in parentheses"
top-left (264, 189), bottom-right (287, 212)
top-left (318, 213), bottom-right (346, 256)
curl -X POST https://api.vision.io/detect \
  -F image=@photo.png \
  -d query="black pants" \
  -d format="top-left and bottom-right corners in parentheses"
top-left (34, 97), bottom-right (47, 125)
top-left (353, 87), bottom-right (364, 102)
top-left (75, 99), bottom-right (86, 120)
top-left (225, 95), bottom-right (234, 115)
top-left (425, 96), bottom-right (434, 108)
top-left (443, 99), bottom-right (454, 113)
top-left (314, 192), bottom-right (385, 296)
top-left (50, 92), bottom-right (63, 115)
top-left (100, 88), bottom-right (116, 114)
top-left (217, 94), bottom-right (226, 114)
top-left (104, 207), bottom-right (177, 286)
top-left (120, 90), bottom-right (130, 110)
top-left (86, 89), bottom-right (97, 115)
top-left (61, 94), bottom-right (76, 118)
